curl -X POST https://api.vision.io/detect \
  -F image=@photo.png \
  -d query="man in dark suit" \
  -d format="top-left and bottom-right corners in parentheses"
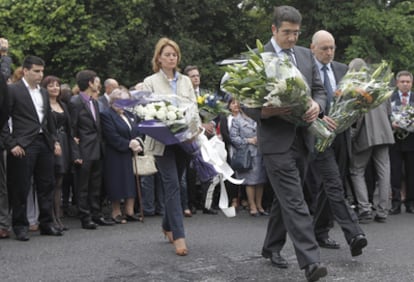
top-left (0, 72), bottom-right (10, 239)
top-left (309, 30), bottom-right (367, 255)
top-left (1, 55), bottom-right (63, 241)
top-left (389, 70), bottom-right (414, 214)
top-left (69, 70), bottom-right (114, 229)
top-left (98, 78), bottom-right (118, 113)
top-left (250, 6), bottom-right (327, 281)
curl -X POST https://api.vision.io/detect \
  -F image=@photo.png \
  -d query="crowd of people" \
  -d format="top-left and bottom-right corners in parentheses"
top-left (0, 5), bottom-right (413, 281)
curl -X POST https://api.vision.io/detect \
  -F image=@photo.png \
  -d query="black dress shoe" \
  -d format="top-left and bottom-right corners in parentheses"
top-left (81, 220), bottom-right (98, 230)
top-left (374, 215), bottom-right (386, 223)
top-left (262, 250), bottom-right (288, 268)
top-left (15, 230), bottom-right (30, 241)
top-left (304, 263), bottom-right (327, 282)
top-left (349, 234), bottom-right (368, 257)
top-left (39, 225), bottom-right (63, 236)
top-left (202, 208), bottom-right (218, 215)
top-left (125, 214), bottom-right (142, 222)
top-left (259, 210), bottom-right (270, 216)
top-left (92, 217), bottom-right (115, 226)
top-left (405, 203), bottom-right (414, 213)
top-left (389, 206), bottom-right (401, 215)
top-left (317, 238), bottom-right (340, 249)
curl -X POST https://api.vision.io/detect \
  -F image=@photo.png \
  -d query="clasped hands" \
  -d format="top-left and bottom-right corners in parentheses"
top-left (129, 139), bottom-right (143, 153)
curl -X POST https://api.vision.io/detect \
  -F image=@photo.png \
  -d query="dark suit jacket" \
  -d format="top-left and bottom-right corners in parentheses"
top-left (248, 41), bottom-right (327, 154)
top-left (0, 73), bottom-right (8, 131)
top-left (1, 79), bottom-right (56, 151)
top-left (391, 89), bottom-right (414, 151)
top-left (69, 94), bottom-right (102, 161)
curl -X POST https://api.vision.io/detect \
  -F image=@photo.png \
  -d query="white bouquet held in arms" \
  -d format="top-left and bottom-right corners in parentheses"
top-left (391, 104), bottom-right (414, 140)
top-left (222, 40), bottom-right (311, 127)
top-left (129, 93), bottom-right (201, 144)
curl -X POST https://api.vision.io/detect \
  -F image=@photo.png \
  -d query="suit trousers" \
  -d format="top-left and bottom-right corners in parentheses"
top-left (7, 135), bottom-right (54, 231)
top-left (389, 145), bottom-right (414, 207)
top-left (75, 159), bottom-right (102, 222)
top-left (313, 147), bottom-right (363, 243)
top-left (261, 138), bottom-right (320, 269)
top-left (0, 150), bottom-right (10, 229)
top-left (350, 144), bottom-right (391, 217)
top-left (155, 145), bottom-right (186, 240)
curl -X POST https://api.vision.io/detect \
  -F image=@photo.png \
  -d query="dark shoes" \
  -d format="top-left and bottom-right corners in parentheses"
top-left (349, 234), bottom-right (368, 257)
top-left (262, 251), bottom-right (288, 269)
top-left (405, 203), bottom-right (414, 213)
top-left (374, 215), bottom-right (387, 223)
top-left (389, 204), bottom-right (401, 215)
top-left (304, 263), bottom-right (327, 282)
top-left (259, 210), bottom-right (270, 216)
top-left (317, 238), bottom-right (340, 249)
top-left (202, 208), bottom-right (218, 215)
top-left (81, 220), bottom-right (98, 230)
top-left (112, 215), bottom-right (127, 224)
top-left (39, 225), bottom-right (63, 236)
top-left (125, 214), bottom-right (142, 222)
top-left (358, 211), bottom-right (373, 224)
top-left (15, 230), bottom-right (30, 241)
top-left (92, 217), bottom-right (115, 226)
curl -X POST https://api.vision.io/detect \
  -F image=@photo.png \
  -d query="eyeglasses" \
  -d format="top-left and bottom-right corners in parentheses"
top-left (280, 29), bottom-right (301, 36)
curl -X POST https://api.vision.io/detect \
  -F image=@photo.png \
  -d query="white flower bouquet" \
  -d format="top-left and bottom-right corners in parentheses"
top-left (127, 94), bottom-right (201, 145)
top-left (391, 103), bottom-right (414, 139)
top-left (311, 61), bottom-right (394, 151)
top-left (222, 40), bottom-right (312, 127)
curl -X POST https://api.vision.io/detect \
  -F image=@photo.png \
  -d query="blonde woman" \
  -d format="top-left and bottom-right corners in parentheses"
top-left (142, 37), bottom-right (197, 256)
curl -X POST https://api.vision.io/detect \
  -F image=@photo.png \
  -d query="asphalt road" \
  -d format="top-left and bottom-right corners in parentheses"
top-left (1, 208), bottom-right (413, 282)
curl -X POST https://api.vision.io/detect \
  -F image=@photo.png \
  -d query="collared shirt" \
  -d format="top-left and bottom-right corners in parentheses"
top-left (270, 37), bottom-right (296, 65)
top-left (22, 77), bottom-right (44, 124)
top-left (315, 60), bottom-right (337, 93)
top-left (79, 92), bottom-right (97, 120)
top-left (160, 69), bottom-right (179, 94)
top-left (399, 90), bottom-right (411, 103)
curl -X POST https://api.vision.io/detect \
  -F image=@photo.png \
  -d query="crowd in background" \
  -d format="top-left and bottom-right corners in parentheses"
top-left (0, 4), bottom-right (413, 278)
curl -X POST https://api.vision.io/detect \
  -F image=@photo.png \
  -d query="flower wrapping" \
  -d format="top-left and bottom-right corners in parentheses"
top-left (391, 103), bottom-right (414, 140)
top-left (121, 93), bottom-right (201, 145)
top-left (311, 61), bottom-right (394, 152)
top-left (222, 40), bottom-right (312, 127)
top-left (196, 92), bottom-right (229, 123)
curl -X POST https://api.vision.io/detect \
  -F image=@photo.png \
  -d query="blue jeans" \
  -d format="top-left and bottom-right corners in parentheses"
top-left (155, 145), bottom-right (186, 240)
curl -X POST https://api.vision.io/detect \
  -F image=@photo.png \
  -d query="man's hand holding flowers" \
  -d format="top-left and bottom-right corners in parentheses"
top-left (303, 99), bottom-right (321, 123)
top-left (223, 39), bottom-right (313, 127)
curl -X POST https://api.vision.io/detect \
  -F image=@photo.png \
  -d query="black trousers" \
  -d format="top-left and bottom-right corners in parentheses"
top-left (7, 135), bottom-right (54, 231)
top-left (74, 159), bottom-right (102, 222)
top-left (313, 147), bottom-right (363, 243)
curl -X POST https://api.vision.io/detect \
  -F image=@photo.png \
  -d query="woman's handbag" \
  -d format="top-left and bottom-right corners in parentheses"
top-left (230, 145), bottom-right (252, 172)
top-left (132, 154), bottom-right (158, 176)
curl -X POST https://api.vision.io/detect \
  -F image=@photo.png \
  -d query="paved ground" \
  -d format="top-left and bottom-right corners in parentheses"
top-left (1, 208), bottom-right (413, 282)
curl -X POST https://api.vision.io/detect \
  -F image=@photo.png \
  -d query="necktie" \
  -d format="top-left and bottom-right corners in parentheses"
top-left (89, 99), bottom-right (96, 121)
top-left (402, 92), bottom-right (409, 106)
top-left (283, 49), bottom-right (296, 66)
top-left (322, 65), bottom-right (333, 114)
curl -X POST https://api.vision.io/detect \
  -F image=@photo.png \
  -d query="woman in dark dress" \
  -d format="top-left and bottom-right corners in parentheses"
top-left (42, 75), bottom-right (72, 231)
top-left (100, 87), bottom-right (143, 223)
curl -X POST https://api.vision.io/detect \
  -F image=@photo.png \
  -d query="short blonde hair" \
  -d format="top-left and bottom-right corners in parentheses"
top-left (151, 37), bottom-right (181, 73)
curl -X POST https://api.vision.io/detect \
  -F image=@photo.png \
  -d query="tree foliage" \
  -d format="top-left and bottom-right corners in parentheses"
top-left (0, 0), bottom-right (413, 89)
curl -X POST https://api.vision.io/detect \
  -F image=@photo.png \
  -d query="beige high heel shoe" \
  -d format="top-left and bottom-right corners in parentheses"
top-left (173, 238), bottom-right (188, 256)
top-left (162, 229), bottom-right (173, 243)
